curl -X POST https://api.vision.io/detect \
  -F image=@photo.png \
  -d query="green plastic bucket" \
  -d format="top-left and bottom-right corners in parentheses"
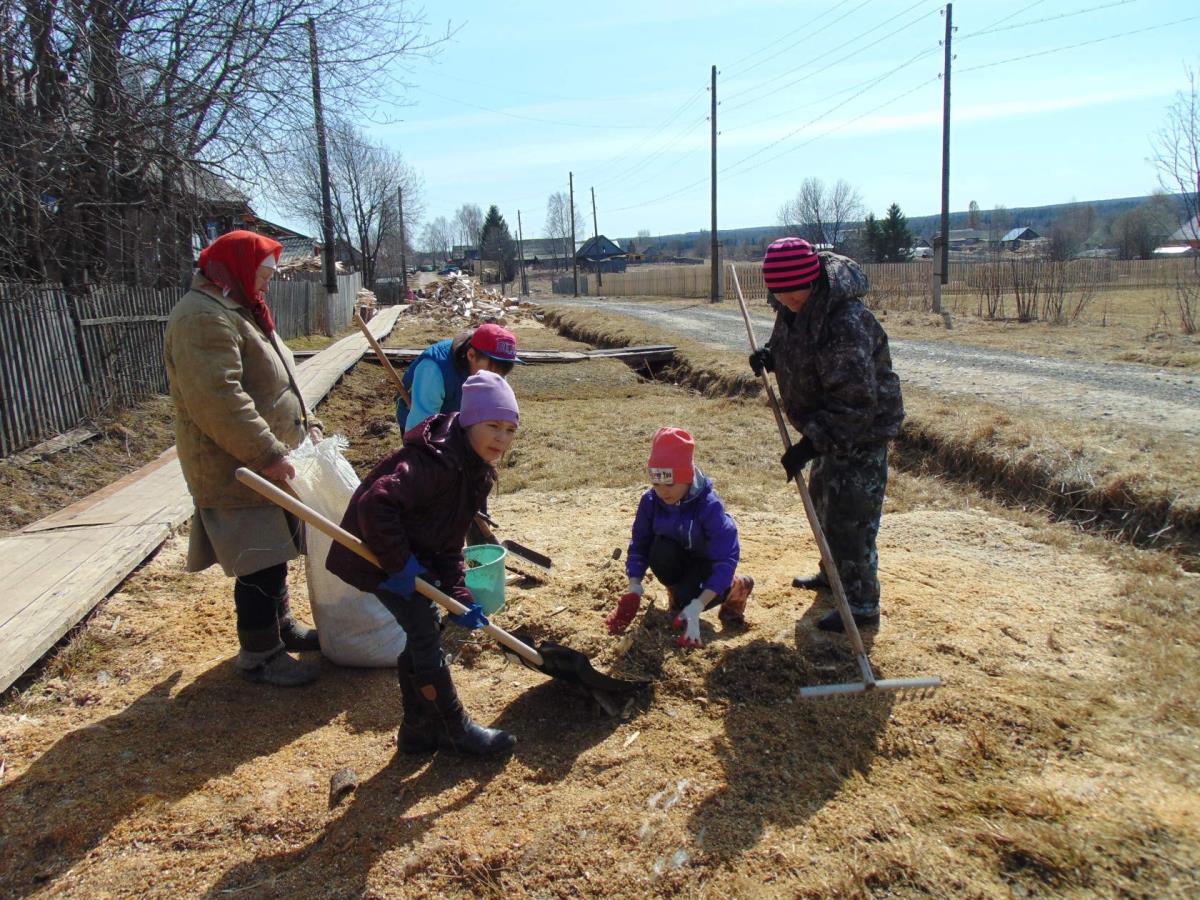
top-left (463, 544), bottom-right (508, 615)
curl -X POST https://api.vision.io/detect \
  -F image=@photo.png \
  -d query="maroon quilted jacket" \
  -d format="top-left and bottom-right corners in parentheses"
top-left (326, 413), bottom-right (493, 603)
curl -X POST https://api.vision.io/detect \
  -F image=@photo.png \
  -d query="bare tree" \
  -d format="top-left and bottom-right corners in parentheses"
top-left (777, 177), bottom-right (863, 247)
top-left (544, 192), bottom-right (583, 270)
top-left (421, 217), bottom-right (454, 259)
top-left (0, 0), bottom-right (448, 287)
top-left (453, 204), bottom-right (484, 251)
top-left (967, 200), bottom-right (981, 230)
top-left (1047, 204), bottom-right (1096, 261)
top-left (1151, 63), bottom-right (1200, 332)
top-left (277, 118), bottom-right (422, 287)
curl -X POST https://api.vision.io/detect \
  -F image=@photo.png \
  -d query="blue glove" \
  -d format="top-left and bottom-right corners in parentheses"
top-left (380, 555), bottom-right (425, 597)
top-left (448, 602), bottom-right (489, 630)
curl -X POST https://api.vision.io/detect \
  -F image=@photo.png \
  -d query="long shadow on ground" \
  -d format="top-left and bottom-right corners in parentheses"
top-left (0, 659), bottom-right (391, 894)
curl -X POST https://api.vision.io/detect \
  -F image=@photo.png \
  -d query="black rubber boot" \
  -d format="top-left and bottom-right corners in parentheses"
top-left (396, 655), bottom-right (436, 754)
top-left (815, 608), bottom-right (880, 633)
top-left (404, 664), bottom-right (515, 757)
top-left (277, 594), bottom-right (320, 652)
top-left (236, 627), bottom-right (319, 686)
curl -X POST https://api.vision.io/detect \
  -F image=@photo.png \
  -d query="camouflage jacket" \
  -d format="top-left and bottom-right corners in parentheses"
top-left (765, 252), bottom-right (904, 454)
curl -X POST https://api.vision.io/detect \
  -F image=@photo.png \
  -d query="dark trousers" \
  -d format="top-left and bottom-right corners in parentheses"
top-left (376, 588), bottom-right (443, 670)
top-left (808, 443), bottom-right (888, 613)
top-left (234, 563), bottom-right (287, 631)
top-left (648, 536), bottom-right (723, 612)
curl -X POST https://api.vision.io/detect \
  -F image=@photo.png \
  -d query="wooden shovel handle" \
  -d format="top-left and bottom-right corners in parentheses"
top-left (354, 312), bottom-right (411, 406)
top-left (729, 267), bottom-right (875, 686)
top-left (234, 467), bottom-right (544, 667)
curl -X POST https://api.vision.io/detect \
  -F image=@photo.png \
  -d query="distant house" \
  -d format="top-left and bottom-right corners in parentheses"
top-left (576, 235), bottom-right (627, 274)
top-left (514, 237), bottom-right (577, 270)
top-left (947, 228), bottom-right (987, 250)
top-left (1167, 214), bottom-right (1200, 249)
top-left (243, 216), bottom-right (317, 267)
top-left (1000, 226), bottom-right (1041, 251)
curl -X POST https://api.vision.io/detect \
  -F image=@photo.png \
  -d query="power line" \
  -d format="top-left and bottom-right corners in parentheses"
top-left (969, 0), bottom-right (1048, 33)
top-left (960, 0), bottom-right (1139, 41)
top-left (580, 85), bottom-right (709, 183)
top-left (722, 0), bottom-right (938, 109)
top-left (958, 12), bottom-right (1200, 75)
top-left (721, 0), bottom-right (874, 80)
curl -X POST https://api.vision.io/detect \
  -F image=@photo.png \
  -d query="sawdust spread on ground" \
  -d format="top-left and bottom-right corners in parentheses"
top-left (1, 315), bottom-right (1197, 897)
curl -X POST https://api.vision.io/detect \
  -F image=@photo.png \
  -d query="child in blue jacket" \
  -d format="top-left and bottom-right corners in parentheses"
top-left (606, 427), bottom-right (754, 649)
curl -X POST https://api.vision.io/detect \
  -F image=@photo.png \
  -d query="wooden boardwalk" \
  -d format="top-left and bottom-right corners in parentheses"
top-left (0, 306), bottom-right (404, 693)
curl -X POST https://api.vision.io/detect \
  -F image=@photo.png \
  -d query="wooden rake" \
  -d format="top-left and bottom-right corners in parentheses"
top-left (730, 267), bottom-right (942, 700)
top-left (352, 313), bottom-right (551, 572)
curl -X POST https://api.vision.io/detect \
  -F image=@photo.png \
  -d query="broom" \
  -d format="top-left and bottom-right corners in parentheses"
top-left (730, 266), bottom-right (942, 700)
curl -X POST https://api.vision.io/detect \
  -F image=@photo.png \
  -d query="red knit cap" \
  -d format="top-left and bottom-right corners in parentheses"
top-left (647, 427), bottom-right (695, 485)
top-left (763, 237), bottom-right (820, 292)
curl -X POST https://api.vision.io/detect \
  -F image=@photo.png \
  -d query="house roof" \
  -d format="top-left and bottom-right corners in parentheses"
top-left (948, 228), bottom-right (987, 242)
top-left (1168, 214), bottom-right (1200, 243)
top-left (576, 235), bottom-right (625, 260)
top-left (1001, 227), bottom-right (1039, 241)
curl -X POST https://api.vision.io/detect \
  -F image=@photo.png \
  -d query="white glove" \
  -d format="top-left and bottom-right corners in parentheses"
top-left (675, 597), bottom-right (704, 649)
top-left (627, 577), bottom-right (644, 596)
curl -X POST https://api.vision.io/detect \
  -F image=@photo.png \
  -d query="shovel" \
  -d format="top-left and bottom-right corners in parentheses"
top-left (730, 268), bottom-right (942, 700)
top-left (353, 313), bottom-right (552, 572)
top-left (235, 467), bottom-right (644, 698)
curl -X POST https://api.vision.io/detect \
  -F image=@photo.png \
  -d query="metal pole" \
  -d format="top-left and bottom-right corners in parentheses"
top-left (570, 172), bottom-right (578, 297)
top-left (397, 185), bottom-right (408, 299)
top-left (306, 18), bottom-right (337, 308)
top-left (935, 3), bottom-right (953, 312)
top-left (710, 64), bottom-right (719, 302)
top-left (591, 186), bottom-right (602, 290)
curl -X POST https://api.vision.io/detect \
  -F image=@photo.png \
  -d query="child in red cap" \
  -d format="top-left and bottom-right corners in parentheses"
top-left (606, 427), bottom-right (753, 649)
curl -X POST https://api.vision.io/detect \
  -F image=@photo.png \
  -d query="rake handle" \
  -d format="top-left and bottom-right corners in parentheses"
top-left (234, 467), bottom-right (544, 667)
top-left (730, 267), bottom-right (876, 688)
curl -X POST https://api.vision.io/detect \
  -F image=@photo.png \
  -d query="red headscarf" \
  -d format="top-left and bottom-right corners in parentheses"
top-left (197, 230), bottom-right (284, 335)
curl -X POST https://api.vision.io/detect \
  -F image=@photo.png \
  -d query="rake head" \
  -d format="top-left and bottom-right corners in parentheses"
top-left (798, 675), bottom-right (944, 701)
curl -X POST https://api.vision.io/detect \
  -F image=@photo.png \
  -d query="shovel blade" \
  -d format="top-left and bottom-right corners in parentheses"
top-left (505, 637), bottom-right (647, 696)
top-left (501, 539), bottom-right (552, 570)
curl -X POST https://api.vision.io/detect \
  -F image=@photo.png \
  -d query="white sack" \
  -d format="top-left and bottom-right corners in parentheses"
top-left (289, 435), bottom-right (406, 666)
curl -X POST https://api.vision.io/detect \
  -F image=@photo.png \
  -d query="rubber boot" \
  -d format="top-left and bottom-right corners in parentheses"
top-left (815, 607), bottom-right (880, 633)
top-left (719, 575), bottom-right (754, 624)
top-left (405, 664), bottom-right (515, 757)
top-left (396, 654), bottom-right (436, 754)
top-left (277, 594), bottom-right (320, 652)
top-left (792, 572), bottom-right (829, 590)
top-left (236, 627), bottom-right (319, 686)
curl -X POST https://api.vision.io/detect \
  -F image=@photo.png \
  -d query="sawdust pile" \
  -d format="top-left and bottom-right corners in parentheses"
top-left (410, 273), bottom-right (540, 327)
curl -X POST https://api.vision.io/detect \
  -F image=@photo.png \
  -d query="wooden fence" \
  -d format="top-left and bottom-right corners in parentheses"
top-left (555, 258), bottom-right (1198, 301)
top-left (0, 272), bottom-right (363, 458)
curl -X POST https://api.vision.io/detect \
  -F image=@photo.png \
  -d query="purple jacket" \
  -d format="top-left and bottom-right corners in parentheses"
top-left (325, 413), bottom-right (492, 605)
top-left (626, 468), bottom-right (740, 596)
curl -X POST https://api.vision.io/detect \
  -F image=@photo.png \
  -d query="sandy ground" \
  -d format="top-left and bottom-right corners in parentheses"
top-left (1, 316), bottom-right (1197, 897)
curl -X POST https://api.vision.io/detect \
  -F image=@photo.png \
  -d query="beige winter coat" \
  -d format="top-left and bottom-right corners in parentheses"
top-left (164, 282), bottom-right (315, 508)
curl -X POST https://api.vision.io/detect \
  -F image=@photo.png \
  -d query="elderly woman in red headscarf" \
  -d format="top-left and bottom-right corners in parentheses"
top-left (164, 230), bottom-right (323, 686)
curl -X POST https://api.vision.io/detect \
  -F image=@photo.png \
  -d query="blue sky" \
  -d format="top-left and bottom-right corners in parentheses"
top-left (262, 0), bottom-right (1200, 242)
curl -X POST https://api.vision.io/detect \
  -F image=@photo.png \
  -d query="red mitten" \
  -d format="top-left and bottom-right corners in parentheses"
top-left (606, 592), bottom-right (642, 635)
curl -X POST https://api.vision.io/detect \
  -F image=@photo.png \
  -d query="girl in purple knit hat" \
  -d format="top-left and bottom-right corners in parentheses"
top-left (326, 370), bottom-right (519, 757)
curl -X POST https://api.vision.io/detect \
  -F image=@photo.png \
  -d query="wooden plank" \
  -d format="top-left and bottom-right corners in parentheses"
top-left (0, 427), bottom-right (100, 468)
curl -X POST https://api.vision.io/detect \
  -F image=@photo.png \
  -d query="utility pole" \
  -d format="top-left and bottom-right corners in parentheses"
top-left (306, 17), bottom-right (337, 314)
top-left (933, 3), bottom-right (953, 315)
top-left (517, 210), bottom-right (528, 297)
top-left (570, 171), bottom-right (578, 297)
top-left (710, 64), bottom-right (720, 302)
top-left (397, 185), bottom-right (408, 300)
top-left (591, 186), bottom-right (602, 291)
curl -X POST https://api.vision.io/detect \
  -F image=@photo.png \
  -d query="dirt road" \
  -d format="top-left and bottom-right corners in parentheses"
top-left (548, 298), bottom-right (1200, 437)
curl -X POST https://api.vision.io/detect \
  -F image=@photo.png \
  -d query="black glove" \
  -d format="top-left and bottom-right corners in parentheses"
top-left (748, 346), bottom-right (774, 377)
top-left (781, 437), bottom-right (820, 482)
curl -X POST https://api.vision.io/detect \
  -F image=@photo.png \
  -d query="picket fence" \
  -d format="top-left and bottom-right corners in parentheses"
top-left (0, 272), bottom-right (362, 457)
top-left (555, 258), bottom-right (1197, 300)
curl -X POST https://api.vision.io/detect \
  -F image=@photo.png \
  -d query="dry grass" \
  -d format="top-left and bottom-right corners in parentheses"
top-left (1, 311), bottom-right (1198, 897)
top-left (541, 303), bottom-right (1200, 561)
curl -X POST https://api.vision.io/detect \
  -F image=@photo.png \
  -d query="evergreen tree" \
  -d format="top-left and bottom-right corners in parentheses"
top-left (862, 213), bottom-right (882, 262)
top-left (480, 205), bottom-right (517, 282)
top-left (877, 203), bottom-right (912, 262)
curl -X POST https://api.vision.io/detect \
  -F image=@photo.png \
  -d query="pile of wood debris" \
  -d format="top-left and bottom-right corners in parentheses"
top-left (354, 288), bottom-right (378, 322)
top-left (278, 255), bottom-right (349, 275)
top-left (408, 272), bottom-right (540, 325)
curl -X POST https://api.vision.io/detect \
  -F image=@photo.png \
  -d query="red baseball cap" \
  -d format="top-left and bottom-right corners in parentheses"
top-left (470, 322), bottom-right (522, 363)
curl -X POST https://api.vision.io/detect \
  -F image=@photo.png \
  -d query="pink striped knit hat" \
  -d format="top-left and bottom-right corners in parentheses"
top-left (762, 237), bottom-right (821, 292)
